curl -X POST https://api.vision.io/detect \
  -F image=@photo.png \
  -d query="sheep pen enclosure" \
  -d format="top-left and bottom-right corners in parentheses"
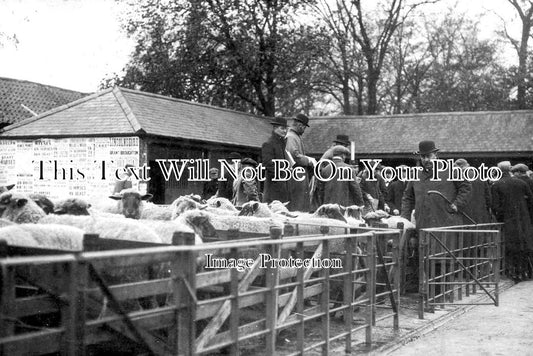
top-left (0, 225), bottom-right (402, 355)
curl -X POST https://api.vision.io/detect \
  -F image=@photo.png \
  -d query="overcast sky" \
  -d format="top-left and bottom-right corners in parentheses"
top-left (0, 0), bottom-right (521, 93)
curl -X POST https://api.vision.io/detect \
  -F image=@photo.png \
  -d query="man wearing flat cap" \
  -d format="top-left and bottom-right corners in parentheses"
top-left (492, 161), bottom-right (533, 281)
top-left (401, 140), bottom-right (471, 229)
top-left (285, 113), bottom-right (317, 211)
top-left (320, 145), bottom-right (363, 207)
top-left (261, 116), bottom-right (291, 204)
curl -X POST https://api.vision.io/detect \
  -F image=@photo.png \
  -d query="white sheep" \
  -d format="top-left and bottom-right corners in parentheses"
top-left (140, 202), bottom-right (173, 220)
top-left (205, 197), bottom-right (239, 215)
top-left (88, 188), bottom-right (153, 218)
top-left (0, 191), bottom-right (46, 223)
top-left (0, 224), bottom-right (85, 251)
top-left (39, 215), bottom-right (162, 243)
top-left (170, 195), bottom-right (206, 219)
top-left (142, 209), bottom-right (216, 245)
top-left (54, 197), bottom-right (91, 215)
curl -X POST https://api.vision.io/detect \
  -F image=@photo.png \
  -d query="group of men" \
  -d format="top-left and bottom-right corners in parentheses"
top-left (204, 113), bottom-right (533, 282)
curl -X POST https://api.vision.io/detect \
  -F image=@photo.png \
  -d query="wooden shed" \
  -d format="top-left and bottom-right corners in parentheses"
top-left (0, 87), bottom-right (271, 203)
top-left (304, 111), bottom-right (533, 168)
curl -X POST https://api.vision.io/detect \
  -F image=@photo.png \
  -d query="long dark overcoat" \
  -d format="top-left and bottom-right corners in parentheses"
top-left (462, 178), bottom-right (492, 224)
top-left (386, 180), bottom-right (407, 214)
top-left (261, 133), bottom-right (291, 204)
top-left (491, 174), bottom-right (533, 252)
top-left (401, 168), bottom-right (471, 229)
top-left (285, 129), bottom-right (312, 212)
top-left (321, 158), bottom-right (364, 207)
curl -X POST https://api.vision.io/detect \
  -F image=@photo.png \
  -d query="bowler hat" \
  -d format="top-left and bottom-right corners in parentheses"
top-left (294, 113), bottom-right (309, 127)
top-left (270, 116), bottom-right (288, 127)
top-left (333, 134), bottom-right (350, 146)
top-left (228, 152), bottom-right (242, 160)
top-left (511, 163), bottom-right (529, 173)
top-left (332, 145), bottom-right (350, 157)
top-left (415, 140), bottom-right (439, 155)
top-left (241, 158), bottom-right (258, 167)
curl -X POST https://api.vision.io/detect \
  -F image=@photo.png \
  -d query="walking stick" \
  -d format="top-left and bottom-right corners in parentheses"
top-left (427, 190), bottom-right (477, 225)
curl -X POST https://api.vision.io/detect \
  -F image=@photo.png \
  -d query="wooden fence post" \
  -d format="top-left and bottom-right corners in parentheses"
top-left (418, 230), bottom-right (427, 319)
top-left (171, 232), bottom-right (197, 356)
top-left (265, 226), bottom-right (281, 355)
top-left (343, 235), bottom-right (354, 353)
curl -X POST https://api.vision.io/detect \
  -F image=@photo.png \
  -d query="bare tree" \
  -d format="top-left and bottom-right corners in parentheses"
top-left (501, 0), bottom-right (533, 109)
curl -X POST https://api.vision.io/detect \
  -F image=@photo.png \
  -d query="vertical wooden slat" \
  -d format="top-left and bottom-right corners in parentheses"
top-left (495, 229), bottom-right (501, 307)
top-left (343, 236), bottom-right (354, 353)
top-left (321, 239), bottom-right (330, 356)
top-left (60, 261), bottom-right (78, 356)
top-left (365, 234), bottom-right (374, 344)
top-left (229, 247), bottom-right (240, 356)
top-left (473, 230), bottom-right (478, 294)
top-left (172, 232), bottom-right (196, 356)
top-left (0, 264), bottom-right (16, 338)
top-left (265, 226), bottom-right (281, 355)
top-left (296, 241), bottom-right (304, 355)
top-left (393, 232), bottom-right (400, 330)
top-left (458, 231), bottom-right (464, 301)
top-left (418, 230), bottom-right (427, 319)
top-left (75, 258), bottom-right (88, 356)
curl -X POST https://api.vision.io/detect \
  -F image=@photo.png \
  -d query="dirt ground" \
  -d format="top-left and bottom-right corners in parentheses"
top-left (388, 280), bottom-right (533, 355)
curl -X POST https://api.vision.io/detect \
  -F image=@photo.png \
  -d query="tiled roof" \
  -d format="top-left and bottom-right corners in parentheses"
top-left (0, 77), bottom-right (88, 125)
top-left (0, 87), bottom-right (272, 148)
top-left (304, 111), bottom-right (533, 156)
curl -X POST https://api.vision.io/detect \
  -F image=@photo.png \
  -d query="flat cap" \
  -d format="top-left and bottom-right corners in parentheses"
top-left (511, 163), bottom-right (529, 173)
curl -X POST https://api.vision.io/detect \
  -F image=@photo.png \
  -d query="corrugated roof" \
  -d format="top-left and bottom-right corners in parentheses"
top-left (0, 77), bottom-right (88, 125)
top-left (304, 111), bottom-right (533, 155)
top-left (0, 87), bottom-right (272, 148)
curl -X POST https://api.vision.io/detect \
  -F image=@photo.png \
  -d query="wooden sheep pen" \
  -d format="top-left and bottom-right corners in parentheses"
top-left (0, 225), bottom-right (401, 355)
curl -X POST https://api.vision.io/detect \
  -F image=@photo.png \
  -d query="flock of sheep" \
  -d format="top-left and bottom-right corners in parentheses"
top-left (0, 186), bottom-right (415, 254)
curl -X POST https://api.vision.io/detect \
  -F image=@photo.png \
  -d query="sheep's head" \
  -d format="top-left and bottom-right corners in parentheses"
top-left (345, 205), bottom-right (363, 220)
top-left (109, 189), bottom-right (153, 219)
top-left (238, 201), bottom-right (272, 217)
top-left (54, 198), bottom-right (91, 215)
top-left (172, 196), bottom-right (206, 218)
top-left (29, 194), bottom-right (55, 215)
top-left (313, 204), bottom-right (347, 223)
top-left (185, 211), bottom-right (217, 240)
top-left (0, 192), bottom-right (27, 215)
top-left (269, 200), bottom-right (298, 218)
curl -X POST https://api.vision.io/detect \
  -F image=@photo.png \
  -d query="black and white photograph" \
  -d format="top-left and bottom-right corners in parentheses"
top-left (0, 0), bottom-right (532, 355)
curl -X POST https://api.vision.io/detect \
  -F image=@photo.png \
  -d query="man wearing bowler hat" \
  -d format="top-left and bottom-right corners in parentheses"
top-left (401, 140), bottom-right (471, 229)
top-left (261, 116), bottom-right (291, 204)
top-left (285, 113), bottom-right (317, 211)
top-left (320, 134), bottom-right (351, 161)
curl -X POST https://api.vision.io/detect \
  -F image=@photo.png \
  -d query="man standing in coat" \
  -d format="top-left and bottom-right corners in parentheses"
top-left (261, 116), bottom-right (290, 204)
top-left (285, 113), bottom-right (317, 212)
top-left (401, 141), bottom-right (471, 229)
top-left (321, 145), bottom-right (364, 207)
top-left (492, 161), bottom-right (533, 281)
top-left (386, 165), bottom-right (408, 216)
top-left (454, 158), bottom-right (492, 224)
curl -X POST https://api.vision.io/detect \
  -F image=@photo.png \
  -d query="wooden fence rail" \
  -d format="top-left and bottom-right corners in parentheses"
top-left (0, 226), bottom-right (401, 355)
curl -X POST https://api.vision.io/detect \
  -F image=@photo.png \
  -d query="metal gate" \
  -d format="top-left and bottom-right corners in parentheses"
top-left (418, 223), bottom-right (503, 319)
